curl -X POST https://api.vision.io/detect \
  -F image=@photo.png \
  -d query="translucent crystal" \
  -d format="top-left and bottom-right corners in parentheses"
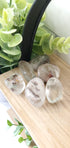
top-left (30, 55), bottom-right (49, 71)
top-left (25, 77), bottom-right (45, 107)
top-left (37, 63), bottom-right (60, 82)
top-left (45, 77), bottom-right (63, 104)
top-left (5, 73), bottom-right (25, 95)
top-left (18, 61), bottom-right (35, 82)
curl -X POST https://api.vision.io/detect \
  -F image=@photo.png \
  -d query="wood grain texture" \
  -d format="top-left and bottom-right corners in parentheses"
top-left (0, 54), bottom-right (70, 148)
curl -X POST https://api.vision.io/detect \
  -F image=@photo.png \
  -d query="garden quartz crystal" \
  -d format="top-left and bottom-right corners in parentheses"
top-left (25, 77), bottom-right (45, 107)
top-left (45, 77), bottom-right (63, 104)
top-left (18, 61), bottom-right (35, 82)
top-left (37, 63), bottom-right (60, 83)
top-left (5, 73), bottom-right (25, 95)
top-left (30, 55), bottom-right (49, 71)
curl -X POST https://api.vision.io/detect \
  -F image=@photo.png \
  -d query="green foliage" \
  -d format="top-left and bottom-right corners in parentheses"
top-left (0, 0), bottom-right (69, 72)
top-left (33, 26), bottom-right (70, 58)
top-left (15, 0), bottom-right (26, 9)
top-left (7, 118), bottom-right (38, 148)
top-left (7, 120), bottom-right (13, 126)
top-left (0, 51), bottom-right (13, 62)
top-left (14, 125), bottom-right (24, 136)
top-left (0, 0), bottom-right (8, 16)
top-left (0, 0), bottom-right (31, 72)
top-left (15, 118), bottom-right (23, 126)
top-left (8, 33), bottom-right (22, 47)
top-left (18, 137), bottom-right (25, 143)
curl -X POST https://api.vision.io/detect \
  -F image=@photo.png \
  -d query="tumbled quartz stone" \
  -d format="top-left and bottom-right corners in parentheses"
top-left (5, 73), bottom-right (25, 95)
top-left (18, 61), bottom-right (35, 82)
top-left (45, 77), bottom-right (63, 104)
top-left (30, 55), bottom-right (49, 71)
top-left (25, 77), bottom-right (45, 107)
top-left (37, 63), bottom-right (60, 83)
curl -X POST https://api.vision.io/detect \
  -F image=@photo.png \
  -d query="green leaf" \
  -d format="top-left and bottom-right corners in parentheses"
top-left (0, 39), bottom-right (21, 56)
top-left (1, 29), bottom-right (17, 34)
top-left (0, 32), bottom-right (12, 43)
top-left (52, 37), bottom-right (60, 49)
top-left (0, 62), bottom-right (18, 69)
top-left (9, 0), bottom-right (12, 7)
top-left (40, 33), bottom-right (51, 46)
top-left (18, 128), bottom-right (24, 135)
top-left (2, 8), bottom-right (14, 29)
top-left (11, 53), bottom-right (21, 61)
top-left (26, 135), bottom-right (32, 140)
top-left (0, 0), bottom-right (8, 16)
top-left (0, 58), bottom-right (11, 66)
top-left (8, 34), bottom-right (22, 47)
top-left (2, 46), bottom-right (21, 56)
top-left (49, 35), bottom-right (54, 50)
top-left (3, 9), bottom-right (8, 24)
top-left (33, 146), bottom-right (38, 148)
top-left (40, 34), bottom-right (53, 55)
top-left (36, 27), bottom-right (47, 37)
top-left (15, 0), bottom-right (26, 9)
top-left (18, 137), bottom-right (25, 143)
top-left (14, 126), bottom-right (24, 136)
top-left (32, 44), bottom-right (44, 55)
top-left (57, 37), bottom-right (65, 46)
top-left (15, 118), bottom-right (23, 126)
top-left (0, 51), bottom-right (13, 62)
top-left (25, 139), bottom-right (32, 146)
top-left (41, 12), bottom-right (45, 22)
top-left (7, 120), bottom-right (13, 126)
top-left (64, 37), bottom-right (70, 45)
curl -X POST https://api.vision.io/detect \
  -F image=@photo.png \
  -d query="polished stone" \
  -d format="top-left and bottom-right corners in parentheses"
top-left (30, 55), bottom-right (49, 71)
top-left (25, 77), bottom-right (45, 107)
top-left (5, 73), bottom-right (25, 95)
top-left (45, 77), bottom-right (63, 104)
top-left (18, 60), bottom-right (35, 82)
top-left (37, 63), bottom-right (60, 82)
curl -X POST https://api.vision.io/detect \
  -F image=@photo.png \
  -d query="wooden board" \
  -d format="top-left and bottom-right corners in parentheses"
top-left (0, 54), bottom-right (70, 148)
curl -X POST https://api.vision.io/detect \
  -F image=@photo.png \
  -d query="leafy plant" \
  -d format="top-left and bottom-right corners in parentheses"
top-left (0, 0), bottom-right (32, 72)
top-left (7, 118), bottom-right (38, 148)
top-left (0, 0), bottom-right (70, 73)
top-left (33, 26), bottom-right (70, 56)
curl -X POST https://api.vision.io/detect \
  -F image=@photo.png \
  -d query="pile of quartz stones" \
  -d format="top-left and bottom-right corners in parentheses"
top-left (5, 55), bottom-right (63, 107)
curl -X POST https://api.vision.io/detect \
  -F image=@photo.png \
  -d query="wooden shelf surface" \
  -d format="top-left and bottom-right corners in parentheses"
top-left (0, 54), bottom-right (70, 148)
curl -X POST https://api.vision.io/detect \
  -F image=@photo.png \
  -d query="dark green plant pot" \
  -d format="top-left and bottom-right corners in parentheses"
top-left (20, 0), bottom-right (51, 61)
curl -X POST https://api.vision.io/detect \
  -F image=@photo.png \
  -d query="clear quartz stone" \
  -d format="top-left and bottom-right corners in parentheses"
top-left (5, 73), bottom-right (25, 95)
top-left (37, 63), bottom-right (60, 83)
top-left (18, 61), bottom-right (35, 82)
top-left (25, 77), bottom-right (45, 107)
top-left (45, 77), bottom-right (63, 104)
top-left (30, 55), bottom-right (49, 71)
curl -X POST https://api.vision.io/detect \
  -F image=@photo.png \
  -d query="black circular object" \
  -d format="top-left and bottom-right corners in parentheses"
top-left (20, 0), bottom-right (51, 61)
